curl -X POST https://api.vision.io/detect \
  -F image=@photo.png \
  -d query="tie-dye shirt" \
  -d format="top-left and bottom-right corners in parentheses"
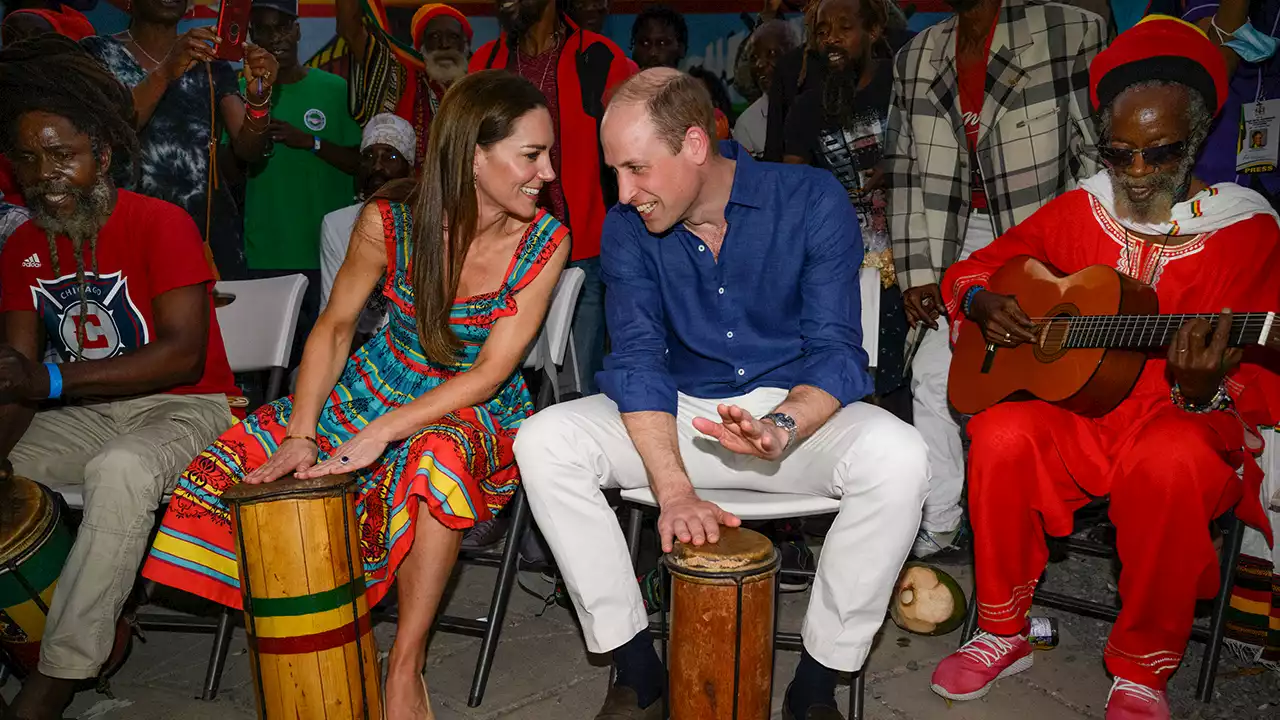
top-left (81, 35), bottom-right (245, 275)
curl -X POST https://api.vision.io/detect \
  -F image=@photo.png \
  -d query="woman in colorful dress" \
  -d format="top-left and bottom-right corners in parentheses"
top-left (141, 70), bottom-right (569, 720)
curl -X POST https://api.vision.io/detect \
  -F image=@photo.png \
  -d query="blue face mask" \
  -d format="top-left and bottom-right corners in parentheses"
top-left (1224, 21), bottom-right (1279, 64)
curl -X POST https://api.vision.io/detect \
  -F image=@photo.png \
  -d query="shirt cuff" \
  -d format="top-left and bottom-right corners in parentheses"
top-left (598, 368), bottom-right (679, 416)
top-left (801, 352), bottom-right (874, 406)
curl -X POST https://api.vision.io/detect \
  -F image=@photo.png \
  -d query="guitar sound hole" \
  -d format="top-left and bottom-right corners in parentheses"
top-left (1032, 304), bottom-right (1078, 363)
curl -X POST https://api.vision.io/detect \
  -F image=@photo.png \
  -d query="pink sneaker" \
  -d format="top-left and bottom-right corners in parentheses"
top-left (930, 631), bottom-right (1034, 700)
top-left (1105, 678), bottom-right (1170, 720)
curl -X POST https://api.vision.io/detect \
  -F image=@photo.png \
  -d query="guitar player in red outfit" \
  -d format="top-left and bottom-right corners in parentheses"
top-left (929, 17), bottom-right (1280, 720)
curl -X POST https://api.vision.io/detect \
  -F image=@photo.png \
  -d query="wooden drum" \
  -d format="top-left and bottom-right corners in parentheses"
top-left (0, 476), bottom-right (72, 675)
top-left (666, 526), bottom-right (779, 720)
top-left (223, 474), bottom-right (382, 720)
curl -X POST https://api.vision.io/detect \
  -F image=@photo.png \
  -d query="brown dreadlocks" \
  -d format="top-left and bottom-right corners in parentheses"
top-left (0, 34), bottom-right (139, 357)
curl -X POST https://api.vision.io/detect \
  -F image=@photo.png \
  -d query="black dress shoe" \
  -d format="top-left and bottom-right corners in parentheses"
top-left (782, 683), bottom-right (845, 720)
top-left (595, 685), bottom-right (663, 719)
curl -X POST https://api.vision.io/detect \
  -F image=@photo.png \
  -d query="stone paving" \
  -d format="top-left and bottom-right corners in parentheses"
top-left (4, 549), bottom-right (1278, 719)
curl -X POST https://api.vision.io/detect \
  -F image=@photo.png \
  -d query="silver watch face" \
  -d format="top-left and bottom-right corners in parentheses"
top-left (764, 413), bottom-right (796, 430)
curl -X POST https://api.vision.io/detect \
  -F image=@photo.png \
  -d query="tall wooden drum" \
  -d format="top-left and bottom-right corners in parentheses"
top-left (0, 476), bottom-right (72, 675)
top-left (223, 474), bottom-right (382, 720)
top-left (666, 526), bottom-right (779, 720)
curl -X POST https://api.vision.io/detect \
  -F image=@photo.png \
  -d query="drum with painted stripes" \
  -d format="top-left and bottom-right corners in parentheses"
top-left (224, 473), bottom-right (382, 720)
top-left (0, 476), bottom-right (71, 675)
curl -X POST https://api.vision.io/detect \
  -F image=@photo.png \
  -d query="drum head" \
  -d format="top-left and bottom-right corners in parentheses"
top-left (666, 527), bottom-right (777, 577)
top-left (223, 473), bottom-right (354, 505)
top-left (0, 476), bottom-right (55, 564)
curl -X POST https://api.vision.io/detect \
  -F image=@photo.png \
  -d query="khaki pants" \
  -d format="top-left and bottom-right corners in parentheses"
top-left (514, 388), bottom-right (930, 672)
top-left (10, 394), bottom-right (233, 679)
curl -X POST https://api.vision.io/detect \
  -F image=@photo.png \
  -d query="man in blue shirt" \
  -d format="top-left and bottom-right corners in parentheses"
top-left (515, 68), bottom-right (929, 720)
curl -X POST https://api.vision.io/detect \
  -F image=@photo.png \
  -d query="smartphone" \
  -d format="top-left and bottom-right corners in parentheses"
top-left (214, 0), bottom-right (252, 61)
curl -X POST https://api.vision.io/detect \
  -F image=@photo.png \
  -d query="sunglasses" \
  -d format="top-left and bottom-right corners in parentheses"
top-left (1097, 141), bottom-right (1187, 168)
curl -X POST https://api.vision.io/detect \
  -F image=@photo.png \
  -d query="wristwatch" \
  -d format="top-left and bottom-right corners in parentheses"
top-left (760, 412), bottom-right (797, 452)
top-left (312, 135), bottom-right (322, 153)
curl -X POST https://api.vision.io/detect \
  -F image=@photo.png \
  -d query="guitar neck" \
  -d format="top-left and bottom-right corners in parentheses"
top-left (1061, 312), bottom-right (1277, 350)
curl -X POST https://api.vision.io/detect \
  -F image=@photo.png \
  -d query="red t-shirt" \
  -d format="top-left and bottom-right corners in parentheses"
top-left (956, 18), bottom-right (998, 212)
top-left (0, 190), bottom-right (237, 398)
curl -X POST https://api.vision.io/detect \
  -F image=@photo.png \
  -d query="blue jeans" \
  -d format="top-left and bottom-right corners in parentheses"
top-left (569, 257), bottom-right (606, 396)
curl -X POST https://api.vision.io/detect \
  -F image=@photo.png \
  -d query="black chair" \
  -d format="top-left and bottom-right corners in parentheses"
top-left (958, 510), bottom-right (1246, 703)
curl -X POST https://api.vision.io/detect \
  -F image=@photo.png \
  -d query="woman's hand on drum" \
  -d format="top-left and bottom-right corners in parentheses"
top-left (244, 438), bottom-right (318, 485)
top-left (658, 491), bottom-right (742, 553)
top-left (692, 404), bottom-right (789, 461)
top-left (296, 427), bottom-right (389, 479)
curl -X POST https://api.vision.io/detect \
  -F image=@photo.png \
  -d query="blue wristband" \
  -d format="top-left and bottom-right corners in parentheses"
top-left (45, 362), bottom-right (63, 399)
top-left (962, 285), bottom-right (986, 316)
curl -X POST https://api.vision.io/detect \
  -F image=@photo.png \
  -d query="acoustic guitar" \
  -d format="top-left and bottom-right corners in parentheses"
top-left (948, 256), bottom-right (1279, 417)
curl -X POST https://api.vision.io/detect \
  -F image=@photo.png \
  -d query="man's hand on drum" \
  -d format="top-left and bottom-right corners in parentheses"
top-left (967, 290), bottom-right (1036, 348)
top-left (658, 490), bottom-right (742, 553)
top-left (903, 283), bottom-right (945, 329)
top-left (244, 437), bottom-right (319, 485)
top-left (296, 426), bottom-right (389, 479)
top-left (0, 344), bottom-right (47, 403)
top-left (693, 404), bottom-right (789, 461)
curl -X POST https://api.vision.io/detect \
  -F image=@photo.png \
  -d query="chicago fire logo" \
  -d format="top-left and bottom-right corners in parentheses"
top-left (31, 271), bottom-right (149, 361)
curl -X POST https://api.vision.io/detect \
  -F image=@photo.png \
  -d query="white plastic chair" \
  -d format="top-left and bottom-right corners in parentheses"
top-left (522, 267), bottom-right (586, 404)
top-left (619, 265), bottom-right (883, 720)
top-left (213, 274), bottom-right (310, 399)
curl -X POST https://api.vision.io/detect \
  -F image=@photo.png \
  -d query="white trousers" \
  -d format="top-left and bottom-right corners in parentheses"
top-left (514, 388), bottom-right (929, 672)
top-left (911, 214), bottom-right (996, 533)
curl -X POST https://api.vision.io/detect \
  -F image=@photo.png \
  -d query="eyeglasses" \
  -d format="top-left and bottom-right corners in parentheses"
top-left (1096, 141), bottom-right (1187, 169)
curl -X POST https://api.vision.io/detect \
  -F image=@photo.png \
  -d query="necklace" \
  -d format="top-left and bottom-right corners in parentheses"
top-left (515, 27), bottom-right (561, 90)
top-left (121, 30), bottom-right (166, 68)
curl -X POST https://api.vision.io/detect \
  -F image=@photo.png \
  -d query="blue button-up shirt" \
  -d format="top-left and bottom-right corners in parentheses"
top-left (597, 142), bottom-right (873, 416)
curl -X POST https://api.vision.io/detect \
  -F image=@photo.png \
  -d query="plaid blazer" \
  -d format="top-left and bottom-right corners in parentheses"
top-left (886, 0), bottom-right (1106, 290)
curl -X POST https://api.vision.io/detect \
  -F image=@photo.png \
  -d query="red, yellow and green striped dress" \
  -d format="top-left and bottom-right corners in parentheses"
top-left (141, 200), bottom-right (568, 610)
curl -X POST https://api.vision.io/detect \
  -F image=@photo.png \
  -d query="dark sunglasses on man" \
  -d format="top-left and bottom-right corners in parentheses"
top-left (1096, 141), bottom-right (1187, 169)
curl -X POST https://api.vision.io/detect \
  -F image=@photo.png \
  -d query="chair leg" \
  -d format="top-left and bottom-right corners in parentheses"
top-left (265, 367), bottom-right (285, 404)
top-left (467, 488), bottom-right (532, 707)
top-left (626, 506), bottom-right (644, 569)
top-left (1196, 514), bottom-right (1245, 703)
top-left (849, 668), bottom-right (865, 720)
top-left (201, 607), bottom-right (237, 701)
top-left (960, 581), bottom-right (979, 646)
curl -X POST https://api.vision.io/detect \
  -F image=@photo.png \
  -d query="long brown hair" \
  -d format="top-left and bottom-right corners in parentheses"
top-left (410, 70), bottom-right (548, 366)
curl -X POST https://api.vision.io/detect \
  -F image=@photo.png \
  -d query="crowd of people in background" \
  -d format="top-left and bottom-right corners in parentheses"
top-left (1, 1), bottom-right (1279, 720)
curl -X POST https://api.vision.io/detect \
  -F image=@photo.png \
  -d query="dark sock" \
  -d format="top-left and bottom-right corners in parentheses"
top-left (788, 650), bottom-right (838, 718)
top-left (613, 628), bottom-right (664, 708)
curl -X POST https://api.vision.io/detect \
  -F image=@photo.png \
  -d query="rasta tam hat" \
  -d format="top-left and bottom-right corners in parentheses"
top-left (1089, 15), bottom-right (1228, 116)
top-left (411, 4), bottom-right (474, 48)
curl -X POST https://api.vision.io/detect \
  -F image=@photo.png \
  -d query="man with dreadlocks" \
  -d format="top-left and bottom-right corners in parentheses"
top-left (929, 18), bottom-right (1280, 718)
top-left (784, 0), bottom-right (909, 413)
top-left (0, 36), bottom-right (238, 719)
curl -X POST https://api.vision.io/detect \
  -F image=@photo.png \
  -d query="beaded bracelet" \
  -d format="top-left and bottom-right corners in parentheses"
top-left (1170, 382), bottom-right (1232, 414)
top-left (961, 285), bottom-right (986, 317)
top-left (284, 434), bottom-right (318, 446)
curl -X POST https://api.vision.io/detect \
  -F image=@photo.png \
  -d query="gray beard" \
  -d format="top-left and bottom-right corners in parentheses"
top-left (1109, 155), bottom-right (1195, 225)
top-left (29, 175), bottom-right (115, 243)
top-left (422, 50), bottom-right (468, 88)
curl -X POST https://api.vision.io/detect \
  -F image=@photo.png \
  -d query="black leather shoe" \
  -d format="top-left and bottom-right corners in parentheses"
top-left (595, 685), bottom-right (663, 719)
top-left (781, 684), bottom-right (845, 720)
